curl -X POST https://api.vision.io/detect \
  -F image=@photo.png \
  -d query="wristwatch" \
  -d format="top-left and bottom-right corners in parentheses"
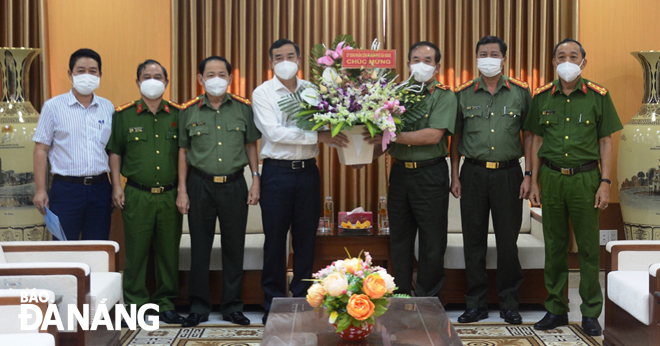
top-left (252, 171), bottom-right (261, 178)
top-left (524, 170), bottom-right (532, 177)
top-left (600, 178), bottom-right (611, 185)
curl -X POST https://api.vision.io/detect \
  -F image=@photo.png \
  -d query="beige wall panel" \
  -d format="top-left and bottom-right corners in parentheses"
top-left (579, 0), bottom-right (660, 202)
top-left (46, 0), bottom-right (172, 105)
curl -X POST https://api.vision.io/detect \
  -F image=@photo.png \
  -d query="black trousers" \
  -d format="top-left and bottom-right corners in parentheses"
top-left (187, 172), bottom-right (248, 317)
top-left (459, 160), bottom-right (524, 310)
top-left (260, 162), bottom-right (320, 310)
top-left (388, 160), bottom-right (449, 296)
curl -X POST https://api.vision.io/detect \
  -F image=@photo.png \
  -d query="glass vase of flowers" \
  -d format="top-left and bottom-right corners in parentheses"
top-left (306, 250), bottom-right (408, 341)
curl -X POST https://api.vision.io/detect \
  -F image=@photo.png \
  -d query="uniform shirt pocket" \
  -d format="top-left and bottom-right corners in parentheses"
top-left (226, 122), bottom-right (246, 145)
top-left (577, 112), bottom-right (596, 126)
top-left (127, 130), bottom-right (147, 147)
top-left (463, 107), bottom-right (484, 133)
top-left (539, 113), bottom-right (558, 127)
top-left (504, 108), bottom-right (522, 134)
top-left (189, 125), bottom-right (211, 149)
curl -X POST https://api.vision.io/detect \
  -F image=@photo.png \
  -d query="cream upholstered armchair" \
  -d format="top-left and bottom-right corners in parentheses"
top-left (0, 241), bottom-right (122, 346)
top-left (604, 240), bottom-right (660, 346)
top-left (0, 288), bottom-right (57, 346)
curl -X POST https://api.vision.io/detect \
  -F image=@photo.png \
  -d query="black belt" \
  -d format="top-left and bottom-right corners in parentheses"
top-left (394, 157), bottom-right (444, 169)
top-left (543, 160), bottom-right (599, 175)
top-left (464, 158), bottom-right (519, 170)
top-left (53, 173), bottom-right (107, 185)
top-left (263, 158), bottom-right (316, 170)
top-left (191, 166), bottom-right (243, 183)
top-left (126, 179), bottom-right (176, 194)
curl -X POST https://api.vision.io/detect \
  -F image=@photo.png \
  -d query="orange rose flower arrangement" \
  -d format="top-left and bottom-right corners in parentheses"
top-left (306, 250), bottom-right (408, 334)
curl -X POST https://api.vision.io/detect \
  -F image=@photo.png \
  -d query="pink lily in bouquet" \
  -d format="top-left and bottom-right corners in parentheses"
top-left (375, 100), bottom-right (406, 151)
top-left (317, 41), bottom-right (353, 67)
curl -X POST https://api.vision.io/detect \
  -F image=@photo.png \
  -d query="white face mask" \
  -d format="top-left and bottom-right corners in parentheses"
top-left (477, 57), bottom-right (503, 78)
top-left (410, 62), bottom-right (436, 83)
top-left (139, 79), bottom-right (166, 100)
top-left (204, 77), bottom-right (229, 97)
top-left (274, 61), bottom-right (299, 80)
top-left (556, 60), bottom-right (584, 83)
top-left (72, 74), bottom-right (100, 95)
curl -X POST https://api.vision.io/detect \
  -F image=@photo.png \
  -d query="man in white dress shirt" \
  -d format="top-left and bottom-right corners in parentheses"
top-left (252, 39), bottom-right (347, 324)
top-left (32, 48), bottom-right (115, 240)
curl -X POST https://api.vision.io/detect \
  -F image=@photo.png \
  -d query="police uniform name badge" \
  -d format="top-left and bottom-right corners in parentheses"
top-left (129, 127), bottom-right (145, 133)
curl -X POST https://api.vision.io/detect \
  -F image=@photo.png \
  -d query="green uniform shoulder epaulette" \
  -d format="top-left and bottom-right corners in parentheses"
top-left (167, 100), bottom-right (181, 110)
top-left (230, 93), bottom-right (251, 105)
top-left (534, 82), bottom-right (554, 96)
top-left (587, 81), bottom-right (608, 96)
top-left (454, 80), bottom-right (474, 93)
top-left (115, 101), bottom-right (135, 112)
top-left (181, 97), bottom-right (200, 110)
top-left (508, 77), bottom-right (529, 89)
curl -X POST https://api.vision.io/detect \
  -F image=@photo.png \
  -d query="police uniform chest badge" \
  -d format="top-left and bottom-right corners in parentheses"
top-left (128, 127), bottom-right (144, 133)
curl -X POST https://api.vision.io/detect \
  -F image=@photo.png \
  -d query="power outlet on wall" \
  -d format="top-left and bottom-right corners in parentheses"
top-left (600, 230), bottom-right (618, 246)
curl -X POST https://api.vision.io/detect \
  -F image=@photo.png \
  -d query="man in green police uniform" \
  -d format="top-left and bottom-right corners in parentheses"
top-left (383, 42), bottom-right (457, 297)
top-left (525, 38), bottom-right (622, 336)
top-left (176, 56), bottom-right (261, 327)
top-left (451, 36), bottom-right (532, 324)
top-left (108, 59), bottom-right (185, 324)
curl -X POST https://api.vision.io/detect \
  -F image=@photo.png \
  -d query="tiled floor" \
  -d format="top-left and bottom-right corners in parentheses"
top-left (172, 271), bottom-right (606, 329)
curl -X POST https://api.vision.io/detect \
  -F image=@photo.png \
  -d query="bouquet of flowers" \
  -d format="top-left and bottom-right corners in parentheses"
top-left (306, 250), bottom-right (408, 335)
top-left (279, 34), bottom-right (427, 151)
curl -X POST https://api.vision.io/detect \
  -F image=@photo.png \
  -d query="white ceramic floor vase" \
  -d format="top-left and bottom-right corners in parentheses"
top-left (0, 47), bottom-right (47, 241)
top-left (617, 51), bottom-right (660, 240)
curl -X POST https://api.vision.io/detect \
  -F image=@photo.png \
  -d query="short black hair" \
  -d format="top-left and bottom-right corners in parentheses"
top-left (137, 59), bottom-right (168, 80)
top-left (475, 35), bottom-right (507, 57)
top-left (198, 56), bottom-right (232, 75)
top-left (553, 38), bottom-right (586, 59)
top-left (408, 41), bottom-right (441, 64)
top-left (269, 39), bottom-right (300, 60)
top-left (69, 48), bottom-right (102, 72)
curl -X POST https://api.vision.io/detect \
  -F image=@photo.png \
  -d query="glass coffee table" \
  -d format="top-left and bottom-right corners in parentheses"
top-left (262, 297), bottom-right (463, 345)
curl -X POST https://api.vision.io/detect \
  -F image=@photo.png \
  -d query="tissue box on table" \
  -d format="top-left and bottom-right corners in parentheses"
top-left (338, 208), bottom-right (373, 235)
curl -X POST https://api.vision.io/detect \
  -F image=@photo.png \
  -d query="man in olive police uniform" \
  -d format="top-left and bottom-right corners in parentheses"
top-left (176, 56), bottom-right (261, 327)
top-left (386, 42), bottom-right (457, 297)
top-left (451, 36), bottom-right (532, 324)
top-left (107, 59), bottom-right (184, 324)
top-left (525, 39), bottom-right (622, 336)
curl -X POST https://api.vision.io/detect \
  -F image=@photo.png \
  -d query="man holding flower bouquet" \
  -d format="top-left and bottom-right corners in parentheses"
top-left (252, 39), bottom-right (349, 324)
top-left (381, 42), bottom-right (457, 298)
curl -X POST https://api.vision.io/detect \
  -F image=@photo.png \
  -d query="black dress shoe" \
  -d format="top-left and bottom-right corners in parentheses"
top-left (534, 312), bottom-right (568, 330)
top-left (458, 308), bottom-right (489, 323)
top-left (159, 310), bottom-right (185, 324)
top-left (500, 309), bottom-right (522, 324)
top-left (223, 311), bottom-right (250, 325)
top-left (182, 313), bottom-right (208, 327)
top-left (262, 311), bottom-right (269, 325)
top-left (581, 316), bottom-right (602, 336)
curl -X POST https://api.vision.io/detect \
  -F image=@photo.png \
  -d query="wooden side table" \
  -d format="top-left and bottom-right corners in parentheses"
top-left (313, 235), bottom-right (393, 273)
